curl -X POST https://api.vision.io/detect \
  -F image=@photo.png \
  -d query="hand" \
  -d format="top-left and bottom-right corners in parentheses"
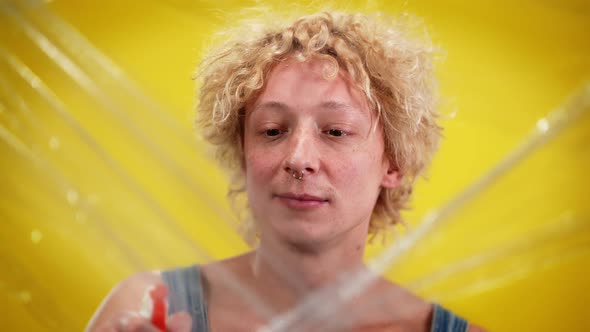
top-left (96, 311), bottom-right (192, 332)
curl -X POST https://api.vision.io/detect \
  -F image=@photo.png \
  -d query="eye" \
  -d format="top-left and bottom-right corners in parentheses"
top-left (265, 128), bottom-right (282, 137)
top-left (327, 129), bottom-right (346, 137)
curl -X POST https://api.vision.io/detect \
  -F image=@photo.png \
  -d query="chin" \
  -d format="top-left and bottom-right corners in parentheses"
top-left (272, 220), bottom-right (337, 249)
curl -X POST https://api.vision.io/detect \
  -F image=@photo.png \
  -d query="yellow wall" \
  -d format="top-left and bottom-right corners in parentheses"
top-left (1, 0), bottom-right (589, 331)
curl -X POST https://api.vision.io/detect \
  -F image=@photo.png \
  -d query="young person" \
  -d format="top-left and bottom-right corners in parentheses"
top-left (87, 11), bottom-right (486, 332)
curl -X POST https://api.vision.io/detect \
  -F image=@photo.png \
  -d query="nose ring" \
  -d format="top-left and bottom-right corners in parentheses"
top-left (292, 170), bottom-right (304, 181)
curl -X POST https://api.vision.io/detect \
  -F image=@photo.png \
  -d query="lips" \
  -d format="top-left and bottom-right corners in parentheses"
top-left (275, 192), bottom-right (329, 210)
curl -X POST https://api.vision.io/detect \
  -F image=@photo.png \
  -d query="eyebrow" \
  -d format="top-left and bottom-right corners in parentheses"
top-left (318, 101), bottom-right (360, 114)
top-left (251, 101), bottom-right (291, 114)
top-left (251, 100), bottom-right (361, 114)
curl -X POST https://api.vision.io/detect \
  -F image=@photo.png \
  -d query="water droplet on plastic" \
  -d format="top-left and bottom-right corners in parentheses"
top-left (536, 118), bottom-right (549, 133)
top-left (19, 291), bottom-right (32, 304)
top-left (31, 229), bottom-right (43, 244)
top-left (66, 189), bottom-right (79, 205)
top-left (49, 136), bottom-right (60, 150)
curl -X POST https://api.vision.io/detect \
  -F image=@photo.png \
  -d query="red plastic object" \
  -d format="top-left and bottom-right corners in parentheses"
top-left (149, 284), bottom-right (168, 331)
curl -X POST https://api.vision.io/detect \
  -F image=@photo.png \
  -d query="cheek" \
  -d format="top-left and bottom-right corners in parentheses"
top-left (244, 148), bottom-right (277, 185)
top-left (334, 147), bottom-right (385, 198)
top-left (337, 147), bottom-right (383, 177)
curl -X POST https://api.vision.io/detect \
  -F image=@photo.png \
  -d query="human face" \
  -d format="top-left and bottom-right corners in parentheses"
top-left (243, 58), bottom-right (399, 248)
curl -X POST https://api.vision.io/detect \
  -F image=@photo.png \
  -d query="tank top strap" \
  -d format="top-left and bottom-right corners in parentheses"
top-left (161, 265), bottom-right (210, 332)
top-left (430, 303), bottom-right (468, 332)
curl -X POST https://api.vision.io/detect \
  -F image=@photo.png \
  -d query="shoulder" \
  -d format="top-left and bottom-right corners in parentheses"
top-left (84, 271), bottom-right (163, 332)
top-left (365, 278), bottom-right (433, 329)
top-left (200, 253), bottom-right (254, 290)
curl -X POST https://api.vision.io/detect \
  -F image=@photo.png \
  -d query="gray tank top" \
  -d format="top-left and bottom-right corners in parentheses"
top-left (161, 265), bottom-right (468, 332)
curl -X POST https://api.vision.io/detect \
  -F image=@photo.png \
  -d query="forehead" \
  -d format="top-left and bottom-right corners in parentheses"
top-left (250, 58), bottom-right (370, 114)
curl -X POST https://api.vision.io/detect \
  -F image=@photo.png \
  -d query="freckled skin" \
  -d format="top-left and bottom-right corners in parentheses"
top-left (243, 58), bottom-right (399, 249)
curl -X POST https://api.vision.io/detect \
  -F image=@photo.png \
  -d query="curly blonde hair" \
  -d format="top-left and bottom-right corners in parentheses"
top-left (196, 11), bottom-right (441, 243)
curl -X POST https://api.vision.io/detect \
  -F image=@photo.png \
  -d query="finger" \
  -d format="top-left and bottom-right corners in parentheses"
top-left (167, 311), bottom-right (192, 332)
top-left (134, 322), bottom-right (163, 332)
top-left (95, 324), bottom-right (116, 332)
top-left (114, 311), bottom-right (156, 332)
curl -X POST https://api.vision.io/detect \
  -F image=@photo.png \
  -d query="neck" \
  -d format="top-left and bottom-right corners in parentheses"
top-left (249, 225), bottom-right (370, 310)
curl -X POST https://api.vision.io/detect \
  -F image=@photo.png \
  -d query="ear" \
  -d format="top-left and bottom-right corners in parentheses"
top-left (381, 162), bottom-right (401, 189)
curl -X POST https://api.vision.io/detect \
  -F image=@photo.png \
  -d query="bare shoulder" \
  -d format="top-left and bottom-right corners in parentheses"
top-left (363, 278), bottom-right (433, 330)
top-left (200, 252), bottom-right (253, 292)
top-left (468, 324), bottom-right (488, 332)
top-left (84, 271), bottom-right (163, 332)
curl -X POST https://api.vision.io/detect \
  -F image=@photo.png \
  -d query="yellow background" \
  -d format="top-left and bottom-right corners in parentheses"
top-left (1, 0), bottom-right (589, 331)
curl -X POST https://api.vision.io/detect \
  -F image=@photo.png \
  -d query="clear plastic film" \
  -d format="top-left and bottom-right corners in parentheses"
top-left (1, 1), bottom-right (589, 332)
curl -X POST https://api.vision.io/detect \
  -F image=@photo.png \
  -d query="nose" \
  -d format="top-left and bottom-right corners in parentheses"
top-left (283, 126), bottom-right (320, 177)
